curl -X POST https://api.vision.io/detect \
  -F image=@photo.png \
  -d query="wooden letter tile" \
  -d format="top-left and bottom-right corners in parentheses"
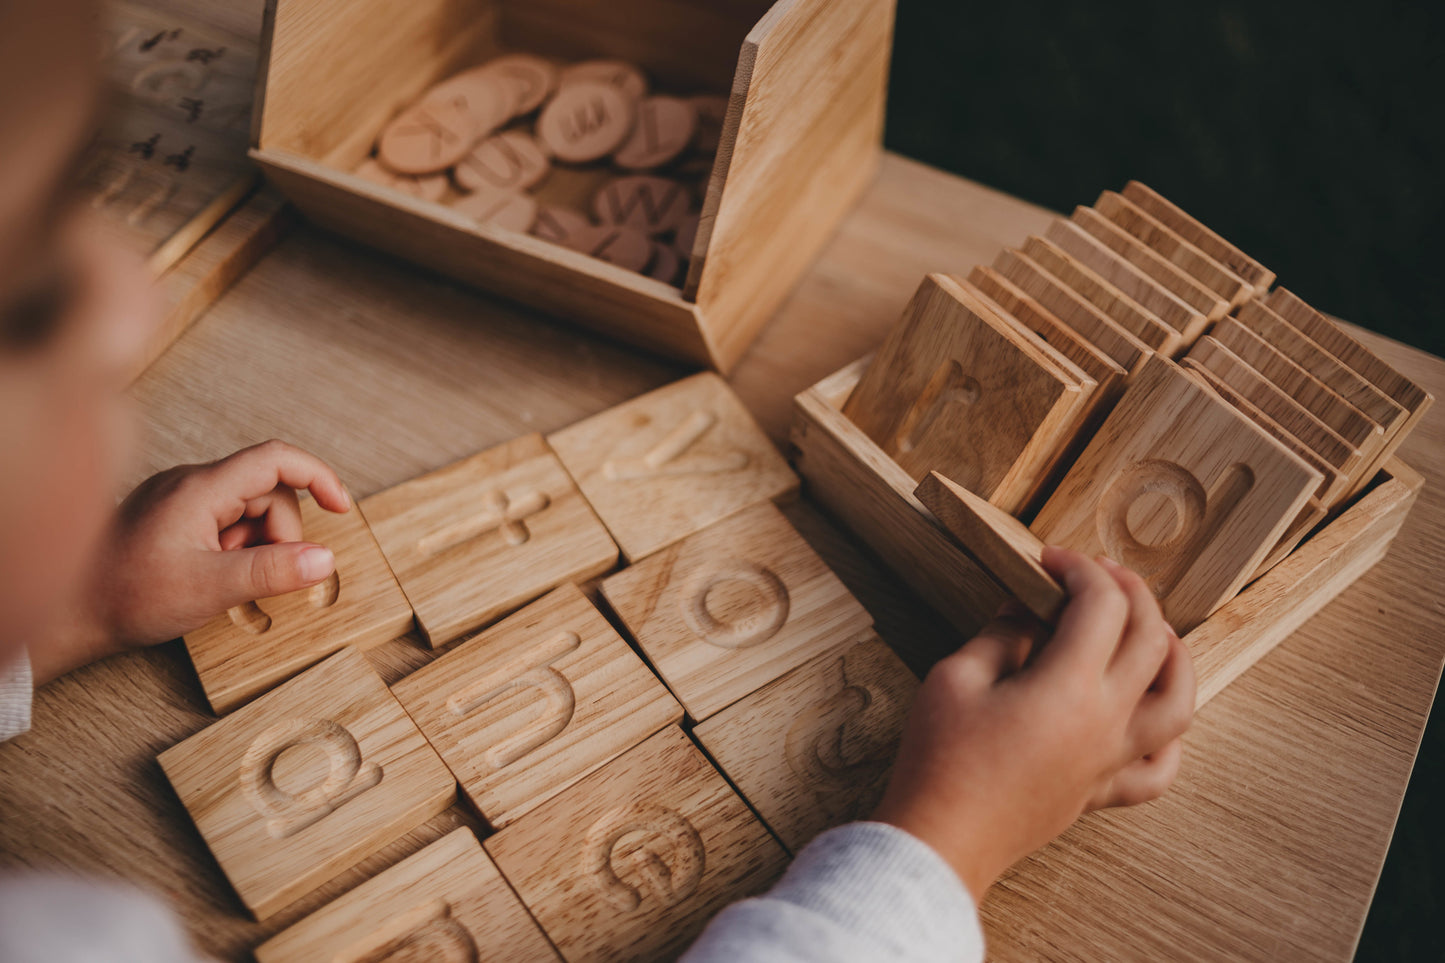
top-left (1120, 181), bottom-right (1276, 292)
top-left (1068, 205), bottom-right (1230, 321)
top-left (600, 502), bottom-right (873, 721)
top-left (392, 584), bottom-right (682, 828)
top-left (485, 726), bottom-right (787, 963)
top-left (157, 648), bottom-right (456, 920)
top-left (184, 493), bottom-right (414, 714)
top-left (692, 633), bottom-right (918, 852)
top-left (841, 274), bottom-right (1087, 513)
top-left (360, 433), bottom-right (618, 646)
top-left (547, 373), bottom-right (798, 563)
top-left (255, 828), bottom-right (558, 963)
top-left (1031, 356), bottom-right (1322, 632)
top-left (1092, 190), bottom-right (1253, 307)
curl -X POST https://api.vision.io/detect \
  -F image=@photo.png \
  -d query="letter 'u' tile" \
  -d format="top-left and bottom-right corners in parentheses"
top-left (158, 648), bottom-right (456, 920)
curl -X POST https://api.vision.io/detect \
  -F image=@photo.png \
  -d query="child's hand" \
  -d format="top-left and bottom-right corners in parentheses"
top-left (872, 546), bottom-right (1195, 902)
top-left (33, 441), bottom-right (351, 684)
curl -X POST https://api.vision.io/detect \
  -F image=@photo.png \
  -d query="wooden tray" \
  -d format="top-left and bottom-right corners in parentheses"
top-left (249, 0), bottom-right (896, 372)
top-left (791, 358), bottom-right (1425, 705)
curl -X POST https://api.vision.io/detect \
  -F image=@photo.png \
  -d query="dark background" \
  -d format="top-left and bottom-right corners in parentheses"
top-left (881, 1), bottom-right (1443, 958)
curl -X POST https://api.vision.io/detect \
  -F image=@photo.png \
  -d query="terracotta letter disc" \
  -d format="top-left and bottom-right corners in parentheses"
top-left (354, 158), bottom-right (449, 203)
top-left (647, 241), bottom-right (681, 284)
top-left (567, 225), bottom-right (652, 272)
top-left (454, 188), bottom-right (538, 234)
top-left (558, 59), bottom-right (649, 102)
top-left (612, 95), bottom-right (698, 170)
top-left (422, 68), bottom-right (512, 136)
top-left (454, 130), bottom-right (552, 193)
top-left (536, 81), bottom-right (636, 163)
top-left (483, 53), bottom-right (560, 116)
top-left (378, 99), bottom-right (481, 174)
top-left (531, 205), bottom-right (593, 245)
top-left (592, 176), bottom-right (691, 235)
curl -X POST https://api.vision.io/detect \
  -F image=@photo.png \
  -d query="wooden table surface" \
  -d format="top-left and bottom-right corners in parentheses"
top-left (1, 152), bottom-right (1441, 962)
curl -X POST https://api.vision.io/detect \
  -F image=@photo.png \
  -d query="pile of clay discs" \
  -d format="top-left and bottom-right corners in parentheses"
top-left (352, 52), bottom-right (727, 288)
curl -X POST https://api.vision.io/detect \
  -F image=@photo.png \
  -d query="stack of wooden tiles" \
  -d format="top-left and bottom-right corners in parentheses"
top-left (161, 372), bottom-right (922, 962)
top-left (794, 180), bottom-right (1430, 695)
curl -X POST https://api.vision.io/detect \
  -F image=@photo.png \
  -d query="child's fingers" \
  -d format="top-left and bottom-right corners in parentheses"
top-left (1035, 546), bottom-right (1130, 678)
top-left (196, 540), bottom-right (336, 609)
top-left (1125, 631), bottom-right (1196, 759)
top-left (1096, 739), bottom-right (1184, 809)
top-left (1097, 558), bottom-right (1172, 698)
top-left (949, 611), bottom-right (1048, 684)
top-left (255, 484), bottom-right (303, 544)
top-left (198, 441), bottom-right (349, 526)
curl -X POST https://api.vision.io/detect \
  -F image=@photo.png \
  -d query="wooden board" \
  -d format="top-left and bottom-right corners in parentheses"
top-left (183, 492), bottom-right (414, 715)
top-left (360, 433), bottom-right (618, 646)
top-left (915, 471), bottom-right (1066, 624)
top-left (156, 648), bottom-right (457, 920)
top-left (1188, 336), bottom-right (1368, 482)
top-left (1068, 205), bottom-right (1229, 321)
top-left (1092, 190), bottom-right (1253, 306)
top-left (841, 274), bottom-right (1086, 512)
top-left (1043, 218), bottom-right (1208, 342)
top-left (993, 247), bottom-right (1151, 373)
top-left (391, 584), bottom-right (681, 828)
top-left (692, 632), bottom-right (916, 852)
top-left (1020, 235), bottom-right (1182, 356)
top-left (254, 827), bottom-right (558, 962)
top-left (1031, 356), bottom-right (1322, 632)
top-left (601, 501), bottom-right (873, 721)
top-left (484, 726), bottom-right (788, 963)
top-left (547, 372), bottom-right (797, 562)
top-left (1120, 181), bottom-right (1275, 293)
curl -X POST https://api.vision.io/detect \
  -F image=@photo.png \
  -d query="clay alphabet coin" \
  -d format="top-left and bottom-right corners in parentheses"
top-left (454, 188), bottom-right (538, 233)
top-left (567, 225), bottom-right (653, 272)
top-left (612, 96), bottom-right (698, 170)
top-left (592, 176), bottom-right (690, 236)
top-left (422, 67), bottom-right (512, 136)
top-left (536, 81), bottom-right (636, 163)
top-left (483, 53), bottom-right (559, 116)
top-left (647, 241), bottom-right (681, 285)
top-left (531, 205), bottom-right (593, 245)
top-left (454, 130), bottom-right (551, 193)
top-left (378, 99), bottom-right (481, 174)
top-left (354, 158), bottom-right (448, 203)
top-left (559, 59), bottom-right (649, 101)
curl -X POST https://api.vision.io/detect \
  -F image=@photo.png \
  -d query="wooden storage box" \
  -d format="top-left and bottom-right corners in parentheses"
top-left (791, 358), bottom-right (1425, 705)
top-left (250, 0), bottom-right (895, 371)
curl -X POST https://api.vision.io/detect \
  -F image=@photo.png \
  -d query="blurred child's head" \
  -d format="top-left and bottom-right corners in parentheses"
top-left (0, 1), bottom-right (158, 655)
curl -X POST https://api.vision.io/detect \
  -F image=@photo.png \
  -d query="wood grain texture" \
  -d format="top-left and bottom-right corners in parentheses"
top-left (1032, 356), bottom-right (1321, 632)
top-left (1092, 190), bottom-right (1252, 307)
top-left (1020, 234), bottom-right (1182, 355)
top-left (600, 501), bottom-right (873, 720)
top-left (391, 584), bottom-right (681, 828)
top-left (692, 632), bottom-right (916, 852)
top-left (1044, 218), bottom-right (1208, 342)
top-left (548, 372), bottom-right (798, 562)
top-left (993, 247), bottom-right (1151, 373)
top-left (361, 433), bottom-right (618, 646)
top-left (255, 827), bottom-right (558, 962)
top-left (1187, 336), bottom-right (1367, 481)
top-left (915, 471), bottom-right (1066, 624)
top-left (485, 726), bottom-right (787, 963)
top-left (1250, 498), bottom-right (1327, 583)
top-left (183, 492), bottom-right (414, 715)
top-left (841, 274), bottom-right (1085, 512)
top-left (1121, 181), bottom-right (1276, 293)
top-left (157, 649), bottom-right (457, 919)
top-left (1068, 205), bottom-right (1229, 321)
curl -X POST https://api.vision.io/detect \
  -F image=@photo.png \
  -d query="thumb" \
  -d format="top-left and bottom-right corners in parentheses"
top-left (200, 541), bottom-right (335, 610)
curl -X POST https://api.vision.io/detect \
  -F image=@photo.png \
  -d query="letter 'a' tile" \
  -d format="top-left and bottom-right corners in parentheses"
top-left (392, 584), bottom-right (682, 828)
top-left (486, 727), bottom-right (786, 963)
top-left (184, 492), bottom-right (414, 714)
top-left (547, 372), bottom-right (798, 562)
top-left (600, 502), bottom-right (873, 721)
top-left (693, 633), bottom-right (917, 852)
top-left (255, 828), bottom-right (558, 963)
top-left (158, 648), bottom-right (456, 920)
top-left (361, 433), bottom-right (618, 646)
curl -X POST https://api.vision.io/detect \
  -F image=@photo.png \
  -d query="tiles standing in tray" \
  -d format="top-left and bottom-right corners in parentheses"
top-left (157, 648), bottom-right (456, 920)
top-left (393, 584), bottom-right (681, 828)
top-left (548, 372), bottom-right (798, 562)
top-left (693, 633), bottom-right (917, 852)
top-left (601, 501), bottom-right (873, 721)
top-left (486, 726), bottom-right (787, 963)
top-left (255, 827), bottom-right (558, 963)
top-left (360, 433), bottom-right (618, 646)
top-left (1031, 356), bottom-right (1322, 633)
top-left (184, 493), bottom-right (414, 714)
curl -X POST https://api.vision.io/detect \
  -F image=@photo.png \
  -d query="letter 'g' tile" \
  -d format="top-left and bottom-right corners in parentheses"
top-left (392, 584), bottom-right (681, 828)
top-left (158, 648), bottom-right (456, 920)
top-left (255, 828), bottom-right (558, 963)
